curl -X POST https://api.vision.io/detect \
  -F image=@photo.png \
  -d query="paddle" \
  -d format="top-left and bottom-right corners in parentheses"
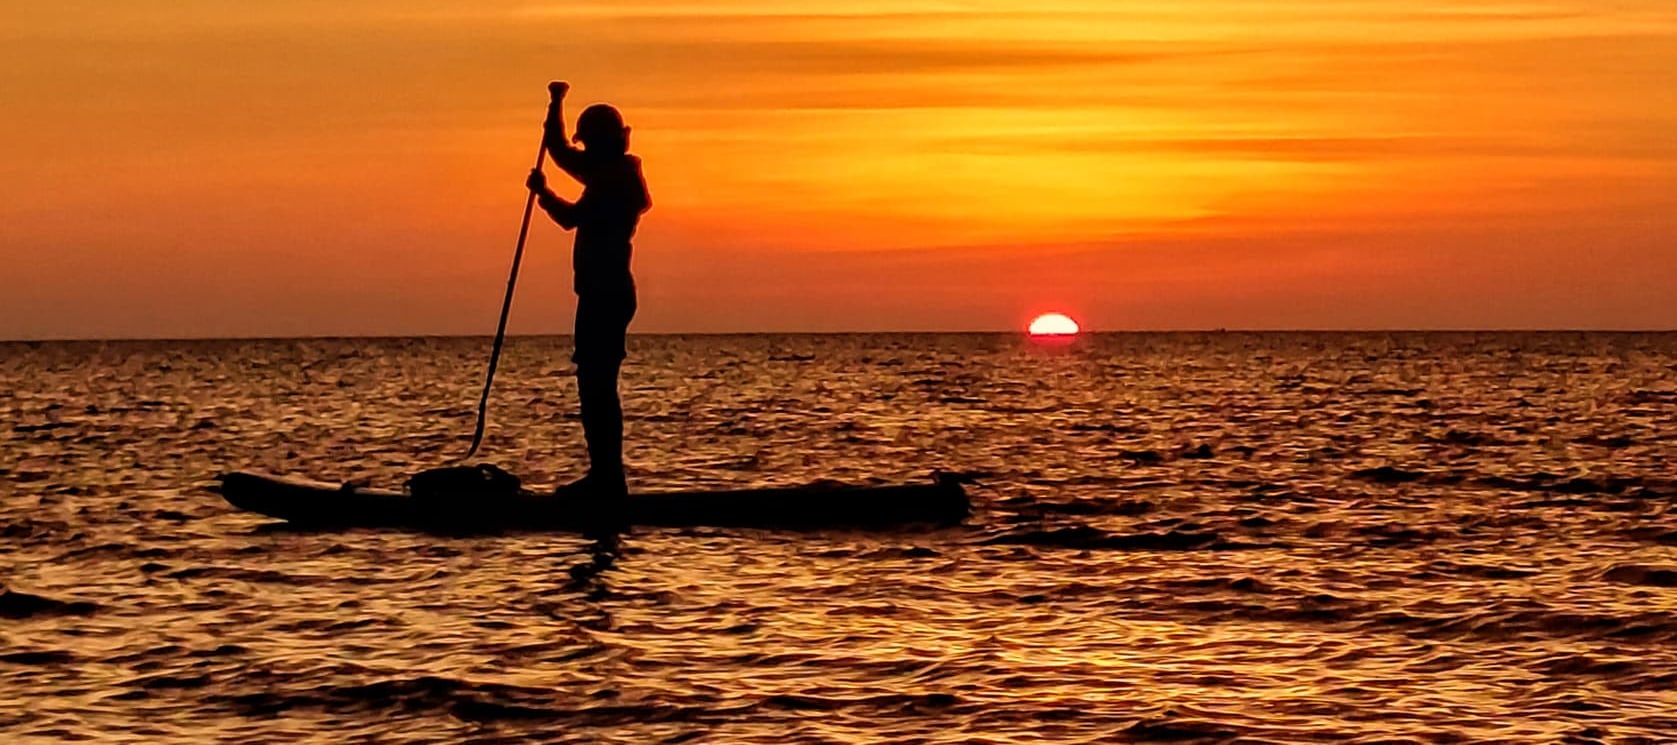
top-left (465, 81), bottom-right (568, 459)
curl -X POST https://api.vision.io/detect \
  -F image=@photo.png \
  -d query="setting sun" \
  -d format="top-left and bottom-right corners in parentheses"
top-left (1028, 313), bottom-right (1081, 336)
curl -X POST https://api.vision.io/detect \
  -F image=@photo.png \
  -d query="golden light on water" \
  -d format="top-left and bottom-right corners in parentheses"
top-left (1028, 312), bottom-right (1081, 336)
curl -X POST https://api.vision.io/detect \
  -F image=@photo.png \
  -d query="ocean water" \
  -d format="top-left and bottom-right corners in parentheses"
top-left (3, 332), bottom-right (1675, 743)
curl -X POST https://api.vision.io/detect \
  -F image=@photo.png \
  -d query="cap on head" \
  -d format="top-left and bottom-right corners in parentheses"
top-left (575, 104), bottom-right (629, 152)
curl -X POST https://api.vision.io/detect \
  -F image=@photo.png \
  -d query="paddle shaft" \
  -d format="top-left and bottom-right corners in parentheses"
top-left (465, 135), bottom-right (549, 460)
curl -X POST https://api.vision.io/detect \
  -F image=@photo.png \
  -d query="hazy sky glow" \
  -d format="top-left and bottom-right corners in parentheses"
top-left (3, 0), bottom-right (1674, 337)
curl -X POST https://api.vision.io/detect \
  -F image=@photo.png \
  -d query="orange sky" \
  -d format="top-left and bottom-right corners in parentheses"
top-left (2, 1), bottom-right (1674, 337)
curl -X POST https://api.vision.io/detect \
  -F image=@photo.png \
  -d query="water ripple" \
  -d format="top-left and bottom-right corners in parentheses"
top-left (2, 332), bottom-right (1675, 742)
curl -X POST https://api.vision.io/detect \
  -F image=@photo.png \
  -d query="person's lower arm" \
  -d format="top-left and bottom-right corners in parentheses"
top-left (539, 192), bottom-right (578, 229)
top-left (544, 105), bottom-right (567, 149)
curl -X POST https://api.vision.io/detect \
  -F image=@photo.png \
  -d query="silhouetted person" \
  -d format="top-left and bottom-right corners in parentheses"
top-left (526, 82), bottom-right (651, 500)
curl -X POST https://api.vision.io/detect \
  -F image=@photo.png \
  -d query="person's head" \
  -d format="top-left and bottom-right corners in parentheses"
top-left (574, 104), bottom-right (630, 155)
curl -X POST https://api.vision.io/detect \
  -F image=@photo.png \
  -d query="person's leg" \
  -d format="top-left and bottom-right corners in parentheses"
top-left (577, 358), bottom-right (625, 493)
top-left (571, 290), bottom-right (636, 497)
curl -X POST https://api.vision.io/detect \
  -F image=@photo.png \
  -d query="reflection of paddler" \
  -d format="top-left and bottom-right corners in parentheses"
top-left (525, 81), bottom-right (652, 500)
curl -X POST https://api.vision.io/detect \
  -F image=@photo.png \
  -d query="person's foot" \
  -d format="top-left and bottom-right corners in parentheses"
top-left (551, 473), bottom-right (628, 533)
top-left (588, 469), bottom-right (628, 500)
top-left (550, 472), bottom-right (628, 499)
top-left (551, 474), bottom-right (594, 499)
top-left (550, 469), bottom-right (630, 493)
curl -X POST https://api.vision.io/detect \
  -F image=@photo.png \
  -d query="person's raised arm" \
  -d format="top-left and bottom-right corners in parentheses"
top-left (542, 81), bottom-right (589, 183)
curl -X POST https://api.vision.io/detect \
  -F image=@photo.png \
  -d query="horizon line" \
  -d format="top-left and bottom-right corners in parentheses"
top-left (4, 328), bottom-right (1675, 344)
